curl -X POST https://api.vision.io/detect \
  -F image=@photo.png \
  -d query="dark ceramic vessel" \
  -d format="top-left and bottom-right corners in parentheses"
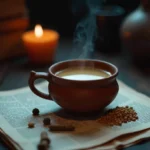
top-left (96, 5), bottom-right (125, 53)
top-left (121, 0), bottom-right (150, 66)
top-left (28, 59), bottom-right (119, 113)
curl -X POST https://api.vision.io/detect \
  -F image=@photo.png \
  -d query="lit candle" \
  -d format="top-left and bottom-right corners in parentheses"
top-left (22, 24), bottom-right (59, 64)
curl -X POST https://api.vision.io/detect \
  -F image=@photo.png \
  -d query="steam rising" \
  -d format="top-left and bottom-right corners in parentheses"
top-left (72, 0), bottom-right (102, 58)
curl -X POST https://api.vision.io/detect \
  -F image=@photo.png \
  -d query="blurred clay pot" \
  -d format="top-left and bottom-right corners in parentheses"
top-left (121, 0), bottom-right (150, 66)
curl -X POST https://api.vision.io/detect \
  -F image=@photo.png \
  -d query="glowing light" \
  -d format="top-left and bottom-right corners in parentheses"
top-left (34, 24), bottom-right (43, 38)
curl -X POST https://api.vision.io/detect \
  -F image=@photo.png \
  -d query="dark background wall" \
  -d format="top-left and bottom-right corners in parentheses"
top-left (25, 0), bottom-right (140, 37)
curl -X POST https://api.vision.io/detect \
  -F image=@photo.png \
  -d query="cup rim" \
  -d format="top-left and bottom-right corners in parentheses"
top-left (48, 59), bottom-right (118, 83)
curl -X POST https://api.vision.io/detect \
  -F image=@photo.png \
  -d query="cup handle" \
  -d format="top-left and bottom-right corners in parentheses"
top-left (28, 71), bottom-right (52, 100)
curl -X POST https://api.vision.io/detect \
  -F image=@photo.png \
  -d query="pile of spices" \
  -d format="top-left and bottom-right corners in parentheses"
top-left (32, 108), bottom-right (40, 116)
top-left (38, 131), bottom-right (50, 150)
top-left (98, 106), bottom-right (138, 126)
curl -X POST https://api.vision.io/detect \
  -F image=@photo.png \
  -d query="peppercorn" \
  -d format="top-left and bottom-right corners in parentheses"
top-left (32, 108), bottom-right (40, 116)
top-left (43, 118), bottom-right (51, 126)
top-left (28, 122), bottom-right (35, 128)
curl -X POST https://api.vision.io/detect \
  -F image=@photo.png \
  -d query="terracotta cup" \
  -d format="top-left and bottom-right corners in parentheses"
top-left (28, 59), bottom-right (119, 113)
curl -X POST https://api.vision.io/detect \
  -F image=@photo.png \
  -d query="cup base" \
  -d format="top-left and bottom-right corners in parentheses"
top-left (64, 109), bottom-right (103, 118)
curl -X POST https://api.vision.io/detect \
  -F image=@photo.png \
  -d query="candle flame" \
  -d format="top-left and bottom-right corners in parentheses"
top-left (35, 24), bottom-right (43, 38)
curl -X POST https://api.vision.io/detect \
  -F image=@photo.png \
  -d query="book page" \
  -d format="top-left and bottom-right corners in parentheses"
top-left (0, 80), bottom-right (150, 150)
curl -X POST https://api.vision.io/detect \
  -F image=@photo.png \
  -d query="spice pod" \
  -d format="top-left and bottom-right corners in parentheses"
top-left (40, 131), bottom-right (51, 145)
top-left (49, 125), bottom-right (75, 131)
top-left (38, 140), bottom-right (48, 150)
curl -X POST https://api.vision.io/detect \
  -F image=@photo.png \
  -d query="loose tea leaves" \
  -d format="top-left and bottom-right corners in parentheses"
top-left (98, 106), bottom-right (138, 126)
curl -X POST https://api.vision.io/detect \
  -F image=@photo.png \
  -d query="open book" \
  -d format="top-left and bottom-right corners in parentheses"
top-left (0, 80), bottom-right (150, 150)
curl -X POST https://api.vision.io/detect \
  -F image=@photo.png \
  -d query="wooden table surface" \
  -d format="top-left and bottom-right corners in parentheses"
top-left (0, 38), bottom-right (150, 150)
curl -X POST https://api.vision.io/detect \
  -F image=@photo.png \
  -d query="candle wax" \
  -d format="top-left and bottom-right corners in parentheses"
top-left (22, 29), bottom-right (59, 64)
